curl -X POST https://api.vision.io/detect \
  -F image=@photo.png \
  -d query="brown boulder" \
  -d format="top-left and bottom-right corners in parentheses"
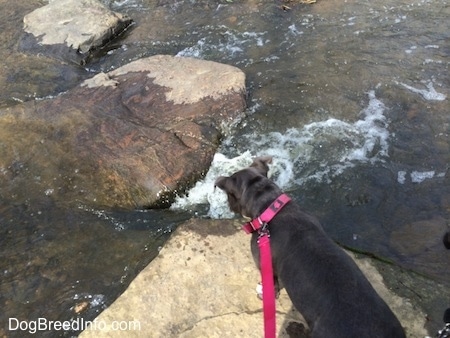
top-left (0, 55), bottom-right (246, 208)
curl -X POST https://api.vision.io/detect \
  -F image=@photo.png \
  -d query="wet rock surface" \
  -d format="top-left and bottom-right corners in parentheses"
top-left (79, 218), bottom-right (429, 338)
top-left (391, 217), bottom-right (449, 276)
top-left (0, 55), bottom-right (246, 209)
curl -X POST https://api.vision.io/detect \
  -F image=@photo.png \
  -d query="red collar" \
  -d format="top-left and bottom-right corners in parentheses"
top-left (242, 194), bottom-right (291, 234)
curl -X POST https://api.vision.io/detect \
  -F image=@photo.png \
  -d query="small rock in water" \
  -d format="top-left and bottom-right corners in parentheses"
top-left (73, 301), bottom-right (90, 314)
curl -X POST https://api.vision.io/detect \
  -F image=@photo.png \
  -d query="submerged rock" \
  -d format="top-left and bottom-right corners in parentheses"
top-left (0, 55), bottom-right (246, 209)
top-left (390, 217), bottom-right (449, 281)
top-left (20, 0), bottom-right (133, 64)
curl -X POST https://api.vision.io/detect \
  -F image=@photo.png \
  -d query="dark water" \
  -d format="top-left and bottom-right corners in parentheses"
top-left (0, 0), bottom-right (449, 336)
top-left (0, 200), bottom-right (190, 337)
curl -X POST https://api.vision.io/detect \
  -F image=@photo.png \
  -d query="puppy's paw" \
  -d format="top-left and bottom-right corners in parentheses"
top-left (256, 282), bottom-right (263, 300)
top-left (255, 282), bottom-right (281, 299)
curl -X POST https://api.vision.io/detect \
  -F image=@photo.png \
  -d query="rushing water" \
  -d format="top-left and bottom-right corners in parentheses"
top-left (0, 0), bottom-right (449, 336)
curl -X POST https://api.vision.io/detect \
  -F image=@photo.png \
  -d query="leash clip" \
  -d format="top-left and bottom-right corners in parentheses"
top-left (258, 220), bottom-right (270, 240)
top-left (437, 323), bottom-right (450, 338)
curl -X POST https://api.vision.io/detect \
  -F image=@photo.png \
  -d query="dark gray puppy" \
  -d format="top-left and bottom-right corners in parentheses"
top-left (215, 156), bottom-right (406, 338)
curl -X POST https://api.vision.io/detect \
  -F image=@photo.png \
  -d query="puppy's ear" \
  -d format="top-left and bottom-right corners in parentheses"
top-left (214, 176), bottom-right (242, 214)
top-left (215, 176), bottom-right (240, 196)
top-left (214, 176), bottom-right (230, 192)
top-left (215, 176), bottom-right (241, 197)
top-left (250, 156), bottom-right (272, 177)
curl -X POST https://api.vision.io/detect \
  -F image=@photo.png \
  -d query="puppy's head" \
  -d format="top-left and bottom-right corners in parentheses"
top-left (215, 156), bottom-right (272, 217)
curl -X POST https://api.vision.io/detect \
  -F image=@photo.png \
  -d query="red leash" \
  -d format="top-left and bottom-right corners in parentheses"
top-left (242, 194), bottom-right (291, 338)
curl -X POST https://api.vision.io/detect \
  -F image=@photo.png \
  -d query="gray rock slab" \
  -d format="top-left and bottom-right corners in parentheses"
top-left (21, 0), bottom-right (133, 63)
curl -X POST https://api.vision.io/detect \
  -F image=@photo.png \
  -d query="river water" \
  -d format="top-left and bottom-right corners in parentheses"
top-left (0, 0), bottom-right (449, 336)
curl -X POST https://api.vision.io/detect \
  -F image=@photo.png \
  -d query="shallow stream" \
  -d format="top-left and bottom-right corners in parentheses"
top-left (0, 0), bottom-right (449, 336)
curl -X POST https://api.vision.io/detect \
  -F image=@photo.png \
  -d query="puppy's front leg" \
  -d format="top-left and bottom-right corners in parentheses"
top-left (251, 234), bottom-right (281, 299)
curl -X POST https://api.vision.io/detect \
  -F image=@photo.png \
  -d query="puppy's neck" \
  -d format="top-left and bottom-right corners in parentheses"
top-left (244, 189), bottom-right (283, 219)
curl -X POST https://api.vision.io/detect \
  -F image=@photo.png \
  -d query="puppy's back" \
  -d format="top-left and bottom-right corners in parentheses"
top-left (270, 205), bottom-right (405, 338)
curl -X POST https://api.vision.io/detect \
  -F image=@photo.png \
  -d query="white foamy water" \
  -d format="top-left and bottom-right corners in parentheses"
top-left (397, 170), bottom-right (446, 184)
top-left (171, 91), bottom-right (390, 218)
top-left (396, 80), bottom-right (446, 101)
top-left (108, 0), bottom-right (143, 9)
top-left (171, 152), bottom-right (254, 219)
top-left (176, 27), bottom-right (267, 62)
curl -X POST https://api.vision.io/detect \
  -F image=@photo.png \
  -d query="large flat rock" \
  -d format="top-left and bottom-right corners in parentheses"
top-left (21, 0), bottom-right (133, 63)
top-left (0, 55), bottom-right (246, 209)
top-left (79, 218), bottom-right (428, 338)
